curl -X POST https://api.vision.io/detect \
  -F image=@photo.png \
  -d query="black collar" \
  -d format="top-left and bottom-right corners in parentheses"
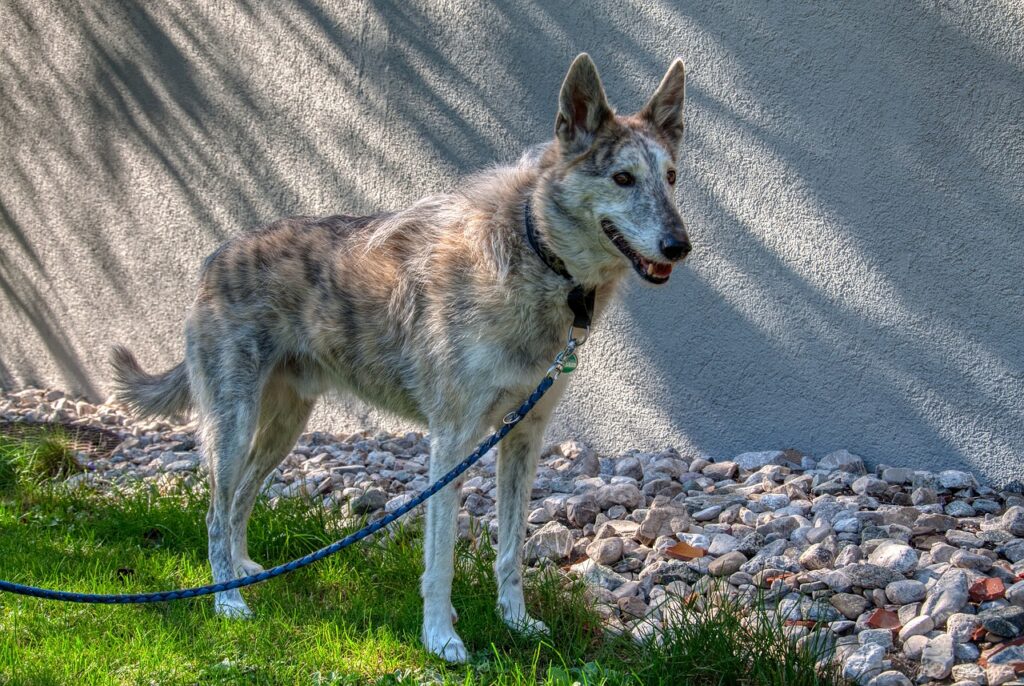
top-left (523, 196), bottom-right (596, 331)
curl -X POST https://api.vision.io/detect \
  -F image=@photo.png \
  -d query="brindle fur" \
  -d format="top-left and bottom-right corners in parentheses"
top-left (111, 54), bottom-right (690, 662)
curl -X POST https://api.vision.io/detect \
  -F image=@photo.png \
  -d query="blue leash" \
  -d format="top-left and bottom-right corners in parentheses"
top-left (0, 338), bottom-right (581, 604)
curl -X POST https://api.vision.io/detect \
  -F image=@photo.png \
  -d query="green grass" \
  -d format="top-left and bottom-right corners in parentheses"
top-left (0, 430), bottom-right (80, 492)
top-left (0, 430), bottom-right (844, 685)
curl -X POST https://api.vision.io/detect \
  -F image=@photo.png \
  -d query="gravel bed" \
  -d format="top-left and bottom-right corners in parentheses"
top-left (4, 387), bottom-right (1024, 685)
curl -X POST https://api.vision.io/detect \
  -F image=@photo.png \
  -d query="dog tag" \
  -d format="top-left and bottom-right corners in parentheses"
top-left (561, 353), bottom-right (578, 374)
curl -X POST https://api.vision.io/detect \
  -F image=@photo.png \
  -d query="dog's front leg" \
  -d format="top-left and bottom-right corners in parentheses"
top-left (420, 425), bottom-right (475, 663)
top-left (495, 414), bottom-right (550, 636)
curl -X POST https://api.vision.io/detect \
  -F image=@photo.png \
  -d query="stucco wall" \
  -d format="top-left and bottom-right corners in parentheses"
top-left (2, 2), bottom-right (1022, 485)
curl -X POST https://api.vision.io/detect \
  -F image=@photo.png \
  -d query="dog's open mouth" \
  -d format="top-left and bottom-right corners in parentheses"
top-left (601, 220), bottom-right (673, 284)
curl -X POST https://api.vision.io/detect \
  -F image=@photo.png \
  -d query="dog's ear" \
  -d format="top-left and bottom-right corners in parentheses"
top-left (556, 53), bottom-right (613, 153)
top-left (641, 58), bottom-right (686, 149)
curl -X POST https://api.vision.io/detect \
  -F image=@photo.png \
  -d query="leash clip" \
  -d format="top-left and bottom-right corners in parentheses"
top-left (545, 328), bottom-right (585, 380)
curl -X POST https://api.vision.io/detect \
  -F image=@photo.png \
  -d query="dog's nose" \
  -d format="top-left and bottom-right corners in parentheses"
top-left (659, 235), bottom-right (692, 261)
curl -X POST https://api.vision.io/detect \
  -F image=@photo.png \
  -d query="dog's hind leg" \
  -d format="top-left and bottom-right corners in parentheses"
top-left (229, 371), bottom-right (316, 577)
top-left (192, 338), bottom-right (267, 618)
top-left (420, 424), bottom-right (479, 664)
top-left (495, 415), bottom-right (550, 636)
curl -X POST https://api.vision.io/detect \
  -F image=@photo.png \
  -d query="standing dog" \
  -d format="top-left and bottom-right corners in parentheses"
top-left (111, 53), bottom-right (690, 662)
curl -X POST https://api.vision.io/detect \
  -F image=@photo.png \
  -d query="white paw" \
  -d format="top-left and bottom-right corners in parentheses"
top-left (422, 626), bottom-right (468, 663)
top-left (502, 610), bottom-right (549, 636)
top-left (234, 558), bottom-right (265, 577)
top-left (451, 604), bottom-right (459, 624)
top-left (215, 595), bottom-right (253, 619)
top-left (498, 593), bottom-right (549, 636)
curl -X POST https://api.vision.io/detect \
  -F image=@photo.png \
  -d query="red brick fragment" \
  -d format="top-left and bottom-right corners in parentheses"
top-left (970, 577), bottom-right (1006, 603)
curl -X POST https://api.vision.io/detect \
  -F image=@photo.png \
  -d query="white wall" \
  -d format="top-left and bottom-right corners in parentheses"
top-left (1, 2), bottom-right (1021, 485)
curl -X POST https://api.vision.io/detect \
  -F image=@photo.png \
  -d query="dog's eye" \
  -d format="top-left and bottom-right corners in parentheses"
top-left (667, 169), bottom-right (676, 185)
top-left (612, 172), bottom-right (635, 187)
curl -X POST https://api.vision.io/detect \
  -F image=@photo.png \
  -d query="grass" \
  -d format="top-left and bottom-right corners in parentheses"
top-left (0, 429), bottom-right (844, 685)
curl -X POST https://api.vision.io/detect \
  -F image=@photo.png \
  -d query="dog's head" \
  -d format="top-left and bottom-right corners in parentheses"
top-left (543, 53), bottom-right (690, 286)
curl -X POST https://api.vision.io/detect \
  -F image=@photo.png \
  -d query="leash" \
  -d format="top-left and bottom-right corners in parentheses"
top-left (0, 335), bottom-right (583, 604)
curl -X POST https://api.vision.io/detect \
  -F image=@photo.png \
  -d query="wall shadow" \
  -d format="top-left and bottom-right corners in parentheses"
top-left (1, 1), bottom-right (1021, 481)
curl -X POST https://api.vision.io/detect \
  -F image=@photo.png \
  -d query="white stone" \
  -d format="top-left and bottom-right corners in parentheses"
top-left (868, 541), bottom-right (918, 575)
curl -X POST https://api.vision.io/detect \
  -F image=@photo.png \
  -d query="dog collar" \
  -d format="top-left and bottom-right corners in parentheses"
top-left (523, 196), bottom-right (596, 331)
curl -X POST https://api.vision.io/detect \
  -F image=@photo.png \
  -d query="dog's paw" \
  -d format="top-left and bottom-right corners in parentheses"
top-left (214, 595), bottom-right (253, 619)
top-left (501, 611), bottom-right (549, 637)
top-left (451, 604), bottom-right (459, 624)
top-left (234, 558), bottom-right (265, 577)
top-left (422, 626), bottom-right (468, 663)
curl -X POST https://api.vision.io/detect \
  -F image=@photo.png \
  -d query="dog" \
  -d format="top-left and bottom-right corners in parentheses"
top-left (110, 53), bottom-right (690, 663)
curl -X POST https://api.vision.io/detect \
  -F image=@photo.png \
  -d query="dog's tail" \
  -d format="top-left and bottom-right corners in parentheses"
top-left (110, 345), bottom-right (193, 420)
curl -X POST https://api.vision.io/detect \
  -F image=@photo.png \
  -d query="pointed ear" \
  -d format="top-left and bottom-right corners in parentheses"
top-left (555, 53), bottom-right (613, 153)
top-left (641, 58), bottom-right (686, 149)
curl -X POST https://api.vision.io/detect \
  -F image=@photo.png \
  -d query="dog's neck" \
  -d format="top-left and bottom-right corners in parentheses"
top-left (523, 196), bottom-right (596, 331)
top-left (525, 182), bottom-right (627, 292)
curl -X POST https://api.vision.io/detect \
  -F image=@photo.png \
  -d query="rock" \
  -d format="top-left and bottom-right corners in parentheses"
top-left (897, 615), bottom-right (934, 642)
top-left (920, 568), bottom-right (969, 627)
top-left (569, 558), bottom-right (627, 591)
top-left (799, 543), bottom-right (834, 570)
top-left (1006, 579), bottom-right (1024, 607)
top-left (868, 542), bottom-right (919, 575)
top-left (613, 455), bottom-right (644, 481)
top-left (951, 549), bottom-right (993, 571)
top-left (692, 504), bottom-right (723, 521)
top-left (708, 551), bottom-right (746, 577)
top-left (986, 641), bottom-right (1024, 666)
top-left (945, 500), bottom-right (977, 517)
top-left (852, 476), bottom-right (888, 497)
top-left (733, 451), bottom-right (785, 471)
top-left (843, 643), bottom-right (885, 684)
top-left (819, 449), bottom-right (866, 474)
top-left (638, 559), bottom-right (701, 586)
top-left (164, 458), bottom-right (199, 472)
top-left (938, 470), bottom-right (975, 490)
top-left (595, 483), bottom-right (644, 511)
top-left (987, 663), bottom-right (1018, 686)
top-left (566, 493), bottom-right (600, 527)
top-left (755, 515), bottom-right (803, 538)
top-left (351, 487), bottom-right (387, 514)
top-left (885, 579), bottom-right (926, 604)
top-left (527, 507), bottom-right (551, 524)
top-left (979, 605), bottom-right (1024, 638)
top-left (385, 493), bottom-right (416, 514)
top-left (946, 613), bottom-right (981, 643)
top-left (882, 468), bottom-right (914, 484)
top-left (859, 628), bottom-right (894, 650)
top-left (903, 634), bottom-right (928, 660)
top-left (636, 504), bottom-right (690, 545)
top-left (562, 440), bottom-right (600, 477)
top-left (987, 506), bottom-right (1024, 537)
top-left (617, 595), bottom-right (648, 618)
top-left (702, 462), bottom-right (737, 480)
top-left (758, 493), bottom-right (791, 510)
top-left (586, 537), bottom-right (624, 566)
top-left (707, 533), bottom-right (740, 556)
top-left (524, 522), bottom-right (573, 563)
top-left (831, 593), bottom-right (870, 620)
top-left (919, 634), bottom-right (954, 680)
top-left (840, 563), bottom-right (906, 590)
top-left (951, 663), bottom-right (986, 684)
top-left (911, 487), bottom-right (938, 505)
top-left (866, 671), bottom-right (912, 686)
